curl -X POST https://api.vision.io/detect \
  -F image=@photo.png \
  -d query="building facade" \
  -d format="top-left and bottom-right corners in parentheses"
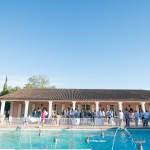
top-left (0, 89), bottom-right (150, 118)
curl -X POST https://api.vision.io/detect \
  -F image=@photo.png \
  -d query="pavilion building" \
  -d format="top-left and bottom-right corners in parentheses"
top-left (0, 89), bottom-right (150, 118)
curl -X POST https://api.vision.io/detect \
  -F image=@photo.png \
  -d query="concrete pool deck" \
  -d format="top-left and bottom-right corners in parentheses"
top-left (0, 125), bottom-right (150, 130)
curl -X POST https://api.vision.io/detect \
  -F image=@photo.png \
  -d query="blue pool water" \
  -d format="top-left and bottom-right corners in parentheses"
top-left (0, 129), bottom-right (150, 150)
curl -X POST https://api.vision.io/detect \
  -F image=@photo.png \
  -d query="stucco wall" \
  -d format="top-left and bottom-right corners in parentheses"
top-left (7, 100), bottom-right (150, 117)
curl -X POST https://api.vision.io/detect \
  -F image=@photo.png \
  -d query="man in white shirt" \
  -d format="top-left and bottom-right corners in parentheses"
top-left (118, 110), bottom-right (123, 126)
top-left (102, 110), bottom-right (105, 117)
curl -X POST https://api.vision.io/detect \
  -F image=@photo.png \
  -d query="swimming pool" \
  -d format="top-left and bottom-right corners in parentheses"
top-left (0, 128), bottom-right (149, 150)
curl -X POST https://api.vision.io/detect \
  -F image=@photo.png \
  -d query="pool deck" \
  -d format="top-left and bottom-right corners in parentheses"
top-left (0, 125), bottom-right (150, 130)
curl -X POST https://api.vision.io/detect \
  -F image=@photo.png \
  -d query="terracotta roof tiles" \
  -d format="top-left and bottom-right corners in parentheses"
top-left (0, 89), bottom-right (150, 101)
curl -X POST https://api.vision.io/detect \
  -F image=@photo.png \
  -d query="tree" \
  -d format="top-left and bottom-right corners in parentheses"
top-left (0, 77), bottom-right (21, 96)
top-left (0, 77), bottom-right (21, 111)
top-left (0, 76), bottom-right (9, 96)
top-left (24, 75), bottom-right (54, 89)
top-left (0, 90), bottom-right (9, 96)
top-left (8, 86), bottom-right (21, 93)
top-left (24, 83), bottom-right (33, 89)
top-left (3, 76), bottom-right (8, 91)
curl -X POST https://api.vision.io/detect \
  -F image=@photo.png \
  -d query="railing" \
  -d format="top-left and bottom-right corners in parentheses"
top-left (0, 116), bottom-right (149, 128)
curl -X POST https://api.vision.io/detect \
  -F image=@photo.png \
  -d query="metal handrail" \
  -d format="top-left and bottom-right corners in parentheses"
top-left (1, 116), bottom-right (148, 128)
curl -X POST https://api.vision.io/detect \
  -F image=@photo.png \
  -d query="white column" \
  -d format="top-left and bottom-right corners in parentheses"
top-left (72, 101), bottom-right (76, 110)
top-left (0, 100), bottom-right (6, 116)
top-left (48, 101), bottom-right (53, 118)
top-left (95, 101), bottom-right (99, 112)
top-left (24, 101), bottom-right (29, 117)
top-left (118, 102), bottom-right (123, 111)
top-left (9, 102), bottom-right (14, 117)
top-left (140, 102), bottom-right (145, 112)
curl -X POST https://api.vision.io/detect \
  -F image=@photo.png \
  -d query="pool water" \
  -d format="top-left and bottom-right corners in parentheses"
top-left (0, 129), bottom-right (150, 150)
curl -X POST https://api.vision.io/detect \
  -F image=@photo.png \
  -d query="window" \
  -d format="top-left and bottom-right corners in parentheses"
top-left (82, 104), bottom-right (90, 110)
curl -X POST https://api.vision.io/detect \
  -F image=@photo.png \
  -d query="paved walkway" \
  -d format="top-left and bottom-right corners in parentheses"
top-left (0, 124), bottom-right (150, 130)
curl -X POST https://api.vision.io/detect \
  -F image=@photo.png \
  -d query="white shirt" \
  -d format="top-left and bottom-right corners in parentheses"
top-left (118, 112), bottom-right (123, 119)
top-left (44, 111), bottom-right (48, 116)
top-left (64, 110), bottom-right (67, 116)
top-left (102, 111), bottom-right (105, 117)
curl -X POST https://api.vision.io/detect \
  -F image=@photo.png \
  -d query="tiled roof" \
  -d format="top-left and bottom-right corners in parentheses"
top-left (0, 89), bottom-right (150, 101)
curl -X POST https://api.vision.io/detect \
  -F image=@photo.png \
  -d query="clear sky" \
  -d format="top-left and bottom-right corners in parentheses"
top-left (0, 0), bottom-right (150, 90)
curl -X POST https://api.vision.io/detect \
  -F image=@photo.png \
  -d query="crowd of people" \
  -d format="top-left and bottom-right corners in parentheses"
top-left (31, 106), bottom-right (49, 125)
top-left (30, 107), bottom-right (150, 127)
top-left (124, 109), bottom-right (150, 127)
top-left (2, 104), bottom-right (149, 127)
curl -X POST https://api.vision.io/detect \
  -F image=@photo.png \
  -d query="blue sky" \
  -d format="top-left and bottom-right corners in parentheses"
top-left (0, 0), bottom-right (150, 90)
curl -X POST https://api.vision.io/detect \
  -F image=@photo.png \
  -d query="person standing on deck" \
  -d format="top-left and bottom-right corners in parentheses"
top-left (106, 110), bottom-right (112, 126)
top-left (118, 110), bottom-right (123, 126)
top-left (41, 110), bottom-right (46, 126)
top-left (143, 110), bottom-right (149, 127)
top-left (134, 110), bottom-right (139, 127)
top-left (124, 110), bottom-right (130, 127)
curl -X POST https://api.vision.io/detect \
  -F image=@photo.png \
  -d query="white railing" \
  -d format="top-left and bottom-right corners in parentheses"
top-left (0, 116), bottom-right (149, 128)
